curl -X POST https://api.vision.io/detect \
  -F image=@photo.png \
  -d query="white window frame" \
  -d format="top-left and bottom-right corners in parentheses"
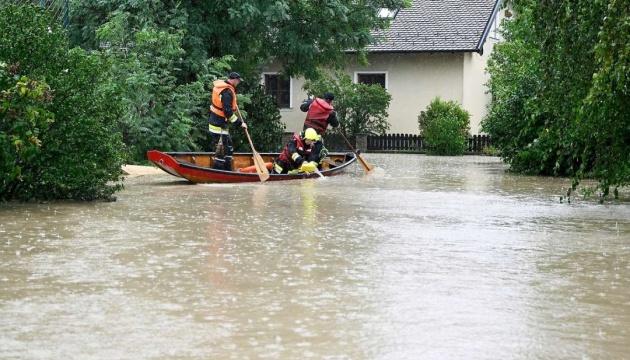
top-left (354, 71), bottom-right (388, 89)
top-left (261, 72), bottom-right (293, 109)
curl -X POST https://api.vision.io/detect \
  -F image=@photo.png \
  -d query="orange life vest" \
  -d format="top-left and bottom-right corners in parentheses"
top-left (305, 98), bottom-right (334, 135)
top-left (210, 80), bottom-right (237, 119)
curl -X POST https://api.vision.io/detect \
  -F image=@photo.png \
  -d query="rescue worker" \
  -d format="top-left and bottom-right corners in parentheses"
top-left (300, 92), bottom-right (339, 136)
top-left (271, 128), bottom-right (323, 174)
top-left (209, 72), bottom-right (247, 171)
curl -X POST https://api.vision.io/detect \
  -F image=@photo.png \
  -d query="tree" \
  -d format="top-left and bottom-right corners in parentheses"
top-left (0, 4), bottom-right (125, 201)
top-left (482, 0), bottom-right (629, 198)
top-left (68, 1), bottom-right (407, 157)
top-left (69, 0), bottom-right (409, 79)
top-left (231, 86), bottom-right (286, 153)
top-left (577, 0), bottom-right (630, 196)
top-left (93, 11), bottom-right (238, 162)
top-left (304, 72), bottom-right (391, 136)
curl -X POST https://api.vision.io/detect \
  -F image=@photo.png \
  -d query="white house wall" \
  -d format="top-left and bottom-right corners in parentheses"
top-left (463, 44), bottom-right (492, 134)
top-left (350, 53), bottom-right (464, 134)
top-left (266, 52), bottom-right (466, 135)
top-left (259, 63), bottom-right (307, 133)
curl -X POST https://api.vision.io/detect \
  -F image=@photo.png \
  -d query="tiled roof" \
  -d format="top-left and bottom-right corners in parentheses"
top-left (366, 0), bottom-right (500, 53)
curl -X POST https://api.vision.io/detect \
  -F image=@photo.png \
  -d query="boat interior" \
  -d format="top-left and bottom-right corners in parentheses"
top-left (168, 153), bottom-right (350, 172)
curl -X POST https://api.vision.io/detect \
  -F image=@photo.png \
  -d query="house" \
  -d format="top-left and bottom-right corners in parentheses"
top-left (262, 0), bottom-right (504, 135)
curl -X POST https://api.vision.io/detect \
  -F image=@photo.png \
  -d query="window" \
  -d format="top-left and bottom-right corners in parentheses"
top-left (263, 73), bottom-right (291, 108)
top-left (355, 72), bottom-right (387, 89)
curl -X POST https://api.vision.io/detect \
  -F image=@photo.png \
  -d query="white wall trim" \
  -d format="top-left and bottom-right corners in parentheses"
top-left (261, 72), bottom-right (293, 109)
top-left (353, 71), bottom-right (389, 89)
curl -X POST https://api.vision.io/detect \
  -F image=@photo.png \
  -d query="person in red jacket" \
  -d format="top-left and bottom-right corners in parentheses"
top-left (300, 92), bottom-right (339, 136)
top-left (209, 72), bottom-right (247, 171)
top-left (271, 128), bottom-right (324, 174)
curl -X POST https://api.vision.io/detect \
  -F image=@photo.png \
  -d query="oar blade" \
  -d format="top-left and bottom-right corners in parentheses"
top-left (357, 153), bottom-right (374, 173)
top-left (253, 152), bottom-right (270, 182)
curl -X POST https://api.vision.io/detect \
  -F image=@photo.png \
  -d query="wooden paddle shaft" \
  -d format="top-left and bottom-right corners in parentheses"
top-left (339, 132), bottom-right (373, 172)
top-left (235, 104), bottom-right (270, 182)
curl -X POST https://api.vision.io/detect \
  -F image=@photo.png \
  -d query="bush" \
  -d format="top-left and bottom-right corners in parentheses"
top-left (0, 5), bottom-right (125, 201)
top-left (304, 72), bottom-right (391, 136)
top-left (0, 68), bottom-right (54, 198)
top-left (230, 86), bottom-right (285, 152)
top-left (418, 98), bottom-right (470, 155)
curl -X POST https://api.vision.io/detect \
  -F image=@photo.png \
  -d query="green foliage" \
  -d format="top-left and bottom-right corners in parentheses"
top-left (67, 0), bottom-right (409, 159)
top-left (418, 98), bottom-right (470, 156)
top-left (231, 86), bottom-right (286, 153)
top-left (0, 4), bottom-right (125, 201)
top-left (483, 0), bottom-right (629, 195)
top-left (578, 0), bottom-right (630, 192)
top-left (68, 0), bottom-right (409, 79)
top-left (482, 3), bottom-right (543, 172)
top-left (304, 72), bottom-right (391, 136)
top-left (94, 11), bottom-right (234, 162)
top-left (0, 68), bottom-right (54, 198)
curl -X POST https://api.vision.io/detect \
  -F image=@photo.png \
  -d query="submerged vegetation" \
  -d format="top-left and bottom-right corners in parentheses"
top-left (483, 0), bottom-right (629, 199)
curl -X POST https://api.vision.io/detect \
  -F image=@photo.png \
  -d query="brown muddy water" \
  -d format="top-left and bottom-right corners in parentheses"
top-left (1, 154), bottom-right (629, 359)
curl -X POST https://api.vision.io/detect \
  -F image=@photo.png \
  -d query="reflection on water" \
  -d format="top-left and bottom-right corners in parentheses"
top-left (1, 154), bottom-right (629, 359)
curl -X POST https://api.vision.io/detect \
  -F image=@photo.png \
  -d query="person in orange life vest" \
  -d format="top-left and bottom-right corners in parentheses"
top-left (209, 72), bottom-right (247, 171)
top-left (271, 128), bottom-right (323, 174)
top-left (300, 92), bottom-right (339, 135)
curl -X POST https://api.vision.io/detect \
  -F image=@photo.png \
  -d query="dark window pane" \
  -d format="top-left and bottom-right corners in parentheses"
top-left (357, 73), bottom-right (386, 88)
top-left (264, 74), bottom-right (291, 108)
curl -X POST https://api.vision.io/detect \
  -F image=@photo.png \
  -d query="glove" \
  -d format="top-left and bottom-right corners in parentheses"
top-left (319, 147), bottom-right (329, 161)
top-left (300, 161), bottom-right (318, 173)
top-left (241, 122), bottom-right (247, 129)
top-left (291, 153), bottom-right (304, 167)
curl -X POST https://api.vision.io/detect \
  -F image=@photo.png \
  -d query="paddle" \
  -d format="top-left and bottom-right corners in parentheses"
top-left (314, 168), bottom-right (325, 179)
top-left (339, 132), bottom-right (374, 173)
top-left (236, 106), bottom-right (270, 182)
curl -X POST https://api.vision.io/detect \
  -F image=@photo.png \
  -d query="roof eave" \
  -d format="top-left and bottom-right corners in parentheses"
top-left (476, 0), bottom-right (503, 54)
top-left (346, 48), bottom-right (481, 54)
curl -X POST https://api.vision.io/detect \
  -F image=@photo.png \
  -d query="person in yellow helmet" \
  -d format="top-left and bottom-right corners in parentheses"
top-left (208, 72), bottom-right (247, 171)
top-left (271, 128), bottom-right (325, 174)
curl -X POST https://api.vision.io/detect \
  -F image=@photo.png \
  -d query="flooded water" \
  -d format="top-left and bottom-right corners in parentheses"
top-left (1, 154), bottom-right (629, 359)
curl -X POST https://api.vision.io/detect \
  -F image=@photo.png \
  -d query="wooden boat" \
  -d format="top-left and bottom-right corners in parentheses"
top-left (146, 150), bottom-right (357, 183)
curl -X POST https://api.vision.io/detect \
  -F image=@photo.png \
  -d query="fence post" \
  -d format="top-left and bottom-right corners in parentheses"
top-left (355, 134), bottom-right (368, 152)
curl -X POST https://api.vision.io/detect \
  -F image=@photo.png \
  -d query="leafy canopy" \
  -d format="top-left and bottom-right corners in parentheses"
top-left (482, 0), bottom-right (629, 198)
top-left (69, 0), bottom-right (409, 79)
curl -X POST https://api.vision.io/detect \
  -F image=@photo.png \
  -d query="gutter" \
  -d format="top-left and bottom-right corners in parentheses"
top-left (345, 48), bottom-right (481, 54)
top-left (476, 0), bottom-right (503, 55)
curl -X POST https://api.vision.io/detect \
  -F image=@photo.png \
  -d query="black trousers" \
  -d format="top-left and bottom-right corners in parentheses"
top-left (209, 132), bottom-right (234, 171)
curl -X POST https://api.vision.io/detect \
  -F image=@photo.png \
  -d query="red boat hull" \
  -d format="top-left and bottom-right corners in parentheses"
top-left (146, 150), bottom-right (357, 183)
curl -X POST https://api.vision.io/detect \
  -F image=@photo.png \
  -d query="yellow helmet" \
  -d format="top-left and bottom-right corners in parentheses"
top-left (304, 128), bottom-right (320, 141)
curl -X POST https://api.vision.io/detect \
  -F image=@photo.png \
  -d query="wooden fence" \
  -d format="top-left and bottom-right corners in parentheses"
top-left (320, 133), bottom-right (492, 154)
top-left (366, 134), bottom-right (491, 153)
